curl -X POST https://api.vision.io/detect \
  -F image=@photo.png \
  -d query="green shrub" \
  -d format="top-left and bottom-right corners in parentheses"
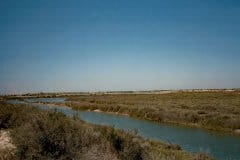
top-left (0, 103), bottom-right (26, 129)
top-left (106, 128), bottom-right (148, 160)
top-left (11, 110), bottom-right (94, 160)
top-left (0, 103), bottom-right (155, 160)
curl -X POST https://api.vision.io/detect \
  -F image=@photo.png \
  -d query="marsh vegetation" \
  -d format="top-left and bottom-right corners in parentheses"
top-left (0, 102), bottom-right (211, 160)
top-left (65, 91), bottom-right (240, 133)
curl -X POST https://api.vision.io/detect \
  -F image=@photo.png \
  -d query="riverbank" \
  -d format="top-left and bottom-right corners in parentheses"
top-left (0, 102), bottom-right (212, 160)
top-left (65, 91), bottom-right (240, 135)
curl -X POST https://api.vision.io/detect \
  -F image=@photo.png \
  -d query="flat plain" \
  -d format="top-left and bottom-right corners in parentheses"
top-left (65, 90), bottom-right (240, 134)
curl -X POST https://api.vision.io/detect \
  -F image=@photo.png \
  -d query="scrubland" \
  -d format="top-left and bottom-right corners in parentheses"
top-left (66, 91), bottom-right (240, 133)
top-left (0, 102), bottom-right (212, 160)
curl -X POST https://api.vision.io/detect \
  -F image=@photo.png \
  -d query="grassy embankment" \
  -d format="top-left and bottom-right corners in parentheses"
top-left (0, 102), bottom-right (211, 160)
top-left (65, 91), bottom-right (240, 134)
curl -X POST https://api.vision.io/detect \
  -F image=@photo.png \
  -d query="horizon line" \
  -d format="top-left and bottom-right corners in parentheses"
top-left (1, 88), bottom-right (240, 96)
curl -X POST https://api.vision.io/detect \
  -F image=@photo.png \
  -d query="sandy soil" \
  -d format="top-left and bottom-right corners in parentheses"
top-left (0, 130), bottom-right (15, 150)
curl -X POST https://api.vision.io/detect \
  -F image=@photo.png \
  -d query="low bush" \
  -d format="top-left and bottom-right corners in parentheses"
top-left (0, 103), bottom-right (26, 129)
top-left (106, 128), bottom-right (148, 160)
top-left (0, 103), bottom-right (153, 160)
top-left (0, 102), bottom-right (213, 160)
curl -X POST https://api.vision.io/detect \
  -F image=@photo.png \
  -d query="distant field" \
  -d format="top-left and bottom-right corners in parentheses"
top-left (66, 91), bottom-right (240, 133)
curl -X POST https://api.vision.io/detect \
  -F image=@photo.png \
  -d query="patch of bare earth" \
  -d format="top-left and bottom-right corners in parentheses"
top-left (0, 130), bottom-right (15, 160)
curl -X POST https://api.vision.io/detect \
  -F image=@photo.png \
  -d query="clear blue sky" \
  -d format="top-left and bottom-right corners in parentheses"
top-left (1, 0), bottom-right (240, 94)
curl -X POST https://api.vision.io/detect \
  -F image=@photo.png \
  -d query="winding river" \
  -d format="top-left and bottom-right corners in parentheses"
top-left (7, 98), bottom-right (240, 160)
